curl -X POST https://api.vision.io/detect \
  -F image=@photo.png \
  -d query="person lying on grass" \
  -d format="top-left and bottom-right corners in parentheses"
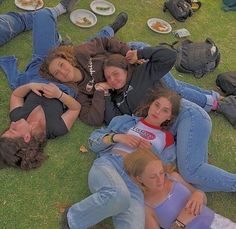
top-left (0, 0), bottom-right (83, 170)
top-left (124, 148), bottom-right (236, 229)
top-left (0, 82), bottom-right (80, 170)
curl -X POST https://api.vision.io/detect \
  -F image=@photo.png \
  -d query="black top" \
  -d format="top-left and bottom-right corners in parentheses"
top-left (10, 92), bottom-right (68, 139)
top-left (104, 46), bottom-right (177, 124)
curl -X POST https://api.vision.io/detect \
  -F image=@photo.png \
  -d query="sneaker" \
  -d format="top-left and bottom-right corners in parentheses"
top-left (60, 207), bottom-right (70, 229)
top-left (110, 12), bottom-right (128, 33)
top-left (60, 0), bottom-right (80, 13)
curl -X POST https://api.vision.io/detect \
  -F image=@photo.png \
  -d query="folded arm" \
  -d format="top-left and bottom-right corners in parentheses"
top-left (170, 172), bottom-right (207, 227)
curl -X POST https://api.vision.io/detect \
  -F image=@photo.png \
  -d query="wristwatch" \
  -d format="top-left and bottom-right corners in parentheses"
top-left (171, 219), bottom-right (186, 229)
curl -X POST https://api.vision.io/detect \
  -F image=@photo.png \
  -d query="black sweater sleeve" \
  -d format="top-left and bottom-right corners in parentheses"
top-left (137, 46), bottom-right (177, 80)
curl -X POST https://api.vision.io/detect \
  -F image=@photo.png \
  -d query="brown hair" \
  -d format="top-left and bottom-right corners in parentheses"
top-left (103, 54), bottom-right (129, 71)
top-left (103, 54), bottom-right (136, 94)
top-left (0, 135), bottom-right (47, 170)
top-left (134, 86), bottom-right (181, 128)
top-left (124, 148), bottom-right (175, 190)
top-left (39, 45), bottom-right (77, 81)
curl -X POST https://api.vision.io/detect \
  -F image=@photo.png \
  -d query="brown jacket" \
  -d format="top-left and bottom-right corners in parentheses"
top-left (66, 37), bottom-right (130, 126)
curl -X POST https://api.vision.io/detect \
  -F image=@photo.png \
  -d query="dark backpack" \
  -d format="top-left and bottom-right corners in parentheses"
top-left (163, 0), bottom-right (193, 22)
top-left (222, 0), bottom-right (236, 11)
top-left (218, 95), bottom-right (236, 128)
top-left (174, 38), bottom-right (221, 78)
top-left (216, 72), bottom-right (236, 96)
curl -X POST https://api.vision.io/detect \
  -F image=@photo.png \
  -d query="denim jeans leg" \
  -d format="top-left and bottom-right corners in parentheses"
top-left (127, 41), bottom-right (150, 50)
top-left (171, 99), bottom-right (236, 192)
top-left (0, 12), bottom-right (33, 46)
top-left (162, 72), bottom-right (220, 112)
top-left (112, 197), bottom-right (145, 229)
top-left (86, 25), bottom-right (114, 41)
top-left (67, 156), bottom-right (144, 229)
top-left (67, 161), bottom-right (131, 229)
top-left (31, 9), bottom-right (60, 57)
top-left (0, 56), bottom-right (20, 89)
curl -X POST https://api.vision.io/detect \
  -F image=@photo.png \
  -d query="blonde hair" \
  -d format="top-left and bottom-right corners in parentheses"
top-left (124, 148), bottom-right (175, 189)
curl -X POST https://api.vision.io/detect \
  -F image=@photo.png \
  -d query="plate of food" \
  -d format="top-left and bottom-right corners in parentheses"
top-left (147, 18), bottom-right (172, 34)
top-left (90, 0), bottom-right (115, 16)
top-left (15, 0), bottom-right (44, 11)
top-left (70, 9), bottom-right (97, 28)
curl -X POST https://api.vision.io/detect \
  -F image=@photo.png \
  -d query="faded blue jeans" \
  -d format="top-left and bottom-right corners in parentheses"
top-left (67, 154), bottom-right (145, 229)
top-left (0, 9), bottom-right (114, 97)
top-left (170, 99), bottom-right (236, 192)
top-left (162, 72), bottom-right (220, 112)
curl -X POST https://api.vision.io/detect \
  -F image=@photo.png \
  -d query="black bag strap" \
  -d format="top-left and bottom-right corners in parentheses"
top-left (159, 40), bottom-right (180, 50)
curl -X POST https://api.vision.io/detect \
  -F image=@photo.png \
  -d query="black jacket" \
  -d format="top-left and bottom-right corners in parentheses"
top-left (104, 46), bottom-right (177, 124)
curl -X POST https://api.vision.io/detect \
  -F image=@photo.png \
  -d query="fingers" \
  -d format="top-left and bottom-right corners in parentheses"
top-left (185, 199), bottom-right (202, 216)
top-left (126, 50), bottom-right (137, 64)
top-left (32, 89), bottom-right (42, 96)
top-left (95, 83), bottom-right (106, 91)
top-left (125, 135), bottom-right (141, 148)
top-left (139, 140), bottom-right (152, 149)
top-left (41, 83), bottom-right (60, 98)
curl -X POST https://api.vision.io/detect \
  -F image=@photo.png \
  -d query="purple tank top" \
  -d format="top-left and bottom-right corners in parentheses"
top-left (149, 179), bottom-right (214, 229)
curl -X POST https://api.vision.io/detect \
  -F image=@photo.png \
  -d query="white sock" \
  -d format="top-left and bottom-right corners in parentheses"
top-left (49, 3), bottom-right (67, 18)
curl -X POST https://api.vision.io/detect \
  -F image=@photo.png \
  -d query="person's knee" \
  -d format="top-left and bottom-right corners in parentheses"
top-left (34, 8), bottom-right (53, 21)
top-left (98, 186), bottom-right (130, 213)
top-left (178, 100), bottom-right (212, 128)
top-left (177, 167), bottom-right (196, 182)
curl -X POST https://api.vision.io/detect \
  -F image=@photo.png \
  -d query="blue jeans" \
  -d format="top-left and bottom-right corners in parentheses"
top-left (0, 9), bottom-right (115, 97)
top-left (162, 72), bottom-right (220, 112)
top-left (170, 99), bottom-right (236, 192)
top-left (0, 12), bottom-right (33, 46)
top-left (67, 154), bottom-right (144, 229)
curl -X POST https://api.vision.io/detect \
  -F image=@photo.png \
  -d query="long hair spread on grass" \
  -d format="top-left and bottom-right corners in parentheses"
top-left (0, 135), bottom-right (47, 170)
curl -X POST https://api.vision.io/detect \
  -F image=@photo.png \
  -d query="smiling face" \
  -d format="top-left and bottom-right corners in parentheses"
top-left (48, 57), bottom-right (77, 83)
top-left (104, 66), bottom-right (128, 89)
top-left (2, 119), bottom-right (31, 142)
top-left (138, 160), bottom-right (165, 192)
top-left (145, 97), bottom-right (173, 127)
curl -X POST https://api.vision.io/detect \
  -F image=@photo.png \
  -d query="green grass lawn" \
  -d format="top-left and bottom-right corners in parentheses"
top-left (0, 0), bottom-right (236, 228)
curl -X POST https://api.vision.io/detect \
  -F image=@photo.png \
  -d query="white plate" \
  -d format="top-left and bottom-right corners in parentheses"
top-left (147, 18), bottom-right (172, 34)
top-left (70, 9), bottom-right (97, 28)
top-left (15, 0), bottom-right (44, 11)
top-left (90, 0), bottom-right (115, 16)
